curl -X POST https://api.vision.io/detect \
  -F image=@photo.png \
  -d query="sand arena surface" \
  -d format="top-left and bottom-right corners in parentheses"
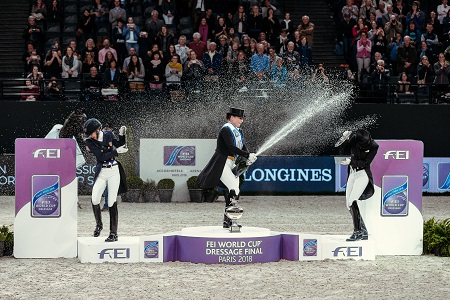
top-left (1, 195), bottom-right (450, 299)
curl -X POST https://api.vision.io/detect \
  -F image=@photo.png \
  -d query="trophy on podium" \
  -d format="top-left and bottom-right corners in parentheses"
top-left (225, 203), bottom-right (244, 233)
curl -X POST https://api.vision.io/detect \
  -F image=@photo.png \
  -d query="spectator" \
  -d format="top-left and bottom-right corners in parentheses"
top-left (246, 38), bottom-right (258, 59)
top-left (103, 59), bottom-right (121, 88)
top-left (417, 55), bottom-right (434, 96)
top-left (372, 27), bottom-right (387, 59)
top-left (232, 50), bottom-right (250, 85)
top-left (258, 32), bottom-right (271, 51)
top-left (109, 0), bottom-right (126, 28)
top-left (421, 23), bottom-right (440, 48)
top-left (82, 53), bottom-right (98, 74)
top-left (23, 43), bottom-right (43, 73)
top-left (144, 51), bottom-right (165, 90)
top-left (360, 0), bottom-right (376, 21)
top-left (311, 63), bottom-right (330, 83)
top-left (198, 18), bottom-right (210, 43)
top-left (45, 77), bottom-right (64, 101)
top-left (371, 59), bottom-right (391, 100)
top-left (165, 54), bottom-right (183, 98)
top-left (21, 80), bottom-right (40, 101)
top-left (261, 0), bottom-right (276, 18)
top-left (280, 12), bottom-right (294, 37)
top-left (356, 31), bottom-right (372, 82)
top-left (62, 47), bottom-right (79, 78)
top-left (77, 9), bottom-right (96, 44)
top-left (164, 44), bottom-right (178, 65)
top-left (175, 35), bottom-right (190, 65)
top-left (426, 11), bottom-right (442, 41)
top-left (123, 16), bottom-right (141, 55)
top-left (250, 43), bottom-right (270, 80)
top-left (233, 5), bottom-right (248, 40)
top-left (214, 17), bottom-right (229, 43)
top-left (27, 65), bottom-right (44, 86)
top-left (396, 71), bottom-right (411, 94)
top-left (188, 32), bottom-right (208, 61)
top-left (297, 36), bottom-right (313, 68)
top-left (404, 21), bottom-right (422, 46)
top-left (145, 10), bottom-right (164, 41)
top-left (156, 25), bottom-right (175, 56)
top-left (375, 2), bottom-right (387, 23)
top-left (122, 47), bottom-right (143, 73)
top-left (406, 1), bottom-right (424, 31)
top-left (68, 40), bottom-right (82, 74)
top-left (417, 40), bottom-right (437, 65)
top-left (282, 41), bottom-right (300, 72)
top-left (397, 35), bottom-right (417, 77)
top-left (369, 51), bottom-right (383, 74)
top-left (31, 0), bottom-right (46, 21)
top-left (393, 0), bottom-right (408, 29)
top-left (226, 41), bottom-right (240, 69)
top-left (384, 14), bottom-right (403, 42)
top-left (161, 0), bottom-right (176, 26)
top-left (297, 15), bottom-right (315, 47)
top-left (91, 0), bottom-right (109, 25)
top-left (433, 52), bottom-right (450, 96)
top-left (202, 42), bottom-right (223, 81)
top-left (274, 28), bottom-right (289, 54)
top-left (183, 50), bottom-right (204, 92)
top-left (382, 4), bottom-right (398, 26)
top-left (46, 0), bottom-right (63, 24)
top-left (81, 38), bottom-right (99, 64)
top-left (103, 51), bottom-right (116, 71)
top-left (268, 46), bottom-right (279, 69)
top-left (204, 8), bottom-right (215, 33)
top-left (387, 32), bottom-right (404, 74)
top-left (342, 0), bottom-right (360, 21)
top-left (112, 19), bottom-right (127, 68)
top-left (82, 66), bottom-right (103, 100)
top-left (263, 7), bottom-right (280, 45)
top-left (127, 54), bottom-right (145, 83)
top-left (193, 0), bottom-right (206, 27)
top-left (247, 5), bottom-right (263, 39)
top-left (338, 13), bottom-right (357, 64)
top-left (22, 16), bottom-right (43, 50)
top-left (271, 56), bottom-right (287, 86)
top-left (353, 17), bottom-right (369, 44)
top-left (438, 0), bottom-right (450, 24)
top-left (368, 20), bottom-right (380, 42)
top-left (217, 35), bottom-right (230, 59)
top-left (98, 39), bottom-right (118, 69)
top-left (44, 45), bottom-right (62, 79)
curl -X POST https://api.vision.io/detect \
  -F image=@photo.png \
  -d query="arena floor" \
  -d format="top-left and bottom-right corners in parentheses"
top-left (1, 195), bottom-right (450, 299)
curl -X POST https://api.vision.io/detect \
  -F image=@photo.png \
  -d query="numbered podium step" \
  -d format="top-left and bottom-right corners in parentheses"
top-left (77, 227), bottom-right (375, 264)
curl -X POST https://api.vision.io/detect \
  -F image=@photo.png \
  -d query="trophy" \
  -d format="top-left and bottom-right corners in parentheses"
top-left (225, 203), bottom-right (244, 233)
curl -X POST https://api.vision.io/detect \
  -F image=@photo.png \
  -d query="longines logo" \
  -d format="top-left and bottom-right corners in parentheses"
top-left (33, 149), bottom-right (61, 159)
top-left (383, 150), bottom-right (409, 160)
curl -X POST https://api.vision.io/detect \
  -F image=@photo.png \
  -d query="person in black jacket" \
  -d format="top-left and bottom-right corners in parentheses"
top-left (335, 129), bottom-right (379, 241)
top-left (197, 108), bottom-right (257, 228)
top-left (84, 118), bottom-right (128, 242)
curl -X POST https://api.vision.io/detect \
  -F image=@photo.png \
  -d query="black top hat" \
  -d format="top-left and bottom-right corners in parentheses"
top-left (83, 118), bottom-right (102, 137)
top-left (227, 107), bottom-right (245, 118)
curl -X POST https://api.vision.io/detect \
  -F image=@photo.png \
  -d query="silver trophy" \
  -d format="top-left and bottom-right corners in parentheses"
top-left (225, 203), bottom-right (244, 233)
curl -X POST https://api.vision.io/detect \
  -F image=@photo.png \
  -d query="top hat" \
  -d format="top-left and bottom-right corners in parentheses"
top-left (227, 107), bottom-right (245, 118)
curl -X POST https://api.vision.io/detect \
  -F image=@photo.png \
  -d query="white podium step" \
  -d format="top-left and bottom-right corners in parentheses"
top-left (78, 236), bottom-right (140, 263)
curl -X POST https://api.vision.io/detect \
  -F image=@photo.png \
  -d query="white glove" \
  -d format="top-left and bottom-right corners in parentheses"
top-left (119, 126), bottom-right (127, 136)
top-left (340, 158), bottom-right (351, 165)
top-left (246, 153), bottom-right (257, 166)
top-left (116, 145), bottom-right (128, 154)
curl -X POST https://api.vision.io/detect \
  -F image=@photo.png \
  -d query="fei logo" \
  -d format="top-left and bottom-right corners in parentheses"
top-left (437, 163), bottom-right (450, 191)
top-left (98, 248), bottom-right (130, 259)
top-left (383, 150), bottom-right (409, 160)
top-left (303, 239), bottom-right (317, 256)
top-left (164, 146), bottom-right (196, 166)
top-left (33, 148), bottom-right (61, 159)
top-left (332, 246), bottom-right (362, 257)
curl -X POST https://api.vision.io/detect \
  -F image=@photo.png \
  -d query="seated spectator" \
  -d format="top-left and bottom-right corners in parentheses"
top-left (82, 53), bottom-right (98, 74)
top-left (250, 43), bottom-right (270, 80)
top-left (165, 54), bottom-right (183, 100)
top-left (157, 25), bottom-right (176, 55)
top-left (82, 66), bottom-right (103, 100)
top-left (360, 0), bottom-right (376, 21)
top-left (198, 17), bottom-right (211, 43)
top-left (68, 40), bottom-right (82, 74)
top-left (188, 32), bottom-right (208, 61)
top-left (258, 32), bottom-right (271, 51)
top-left (417, 56), bottom-right (434, 95)
top-left (371, 59), bottom-right (391, 100)
top-left (103, 51), bottom-right (116, 71)
top-left (297, 15), bottom-right (315, 47)
top-left (46, 0), bottom-right (63, 24)
top-left (91, 0), bottom-right (109, 25)
top-left (382, 4), bottom-right (398, 26)
top-left (369, 52), bottom-right (383, 74)
top-left (297, 36), bottom-right (313, 68)
top-left (214, 17), bottom-right (229, 43)
top-left (280, 12), bottom-right (294, 37)
top-left (109, 0), bottom-right (126, 28)
top-left (438, 0), bottom-right (450, 25)
top-left (21, 80), bottom-right (40, 101)
top-left (233, 5), bottom-right (248, 40)
top-left (22, 42), bottom-right (40, 73)
top-left (396, 35), bottom-right (417, 77)
top-left (127, 54), bottom-right (145, 91)
top-left (261, 0), bottom-right (276, 18)
top-left (384, 15), bottom-right (403, 43)
top-left (282, 41), bottom-right (300, 75)
top-left (22, 16), bottom-right (43, 51)
top-left (145, 10), bottom-right (164, 41)
top-left (247, 5), bottom-right (263, 39)
top-left (28, 49), bottom-right (43, 74)
top-left (263, 8), bottom-right (280, 45)
top-left (164, 44), bottom-right (177, 65)
top-left (375, 2), bottom-right (387, 23)
top-left (342, 0), bottom-right (360, 21)
top-left (311, 63), bottom-right (330, 83)
top-left (426, 11), bottom-right (442, 41)
top-left (81, 38), bottom-right (99, 64)
top-left (406, 1), bottom-right (424, 31)
top-left (183, 50), bottom-right (204, 92)
top-left (417, 40), bottom-right (436, 65)
top-left (268, 46), bottom-right (279, 69)
top-left (44, 45), bottom-right (62, 79)
top-left (246, 38), bottom-right (258, 59)
top-left (217, 35), bottom-right (230, 59)
top-left (356, 32), bottom-right (372, 82)
top-left (274, 29), bottom-right (289, 54)
top-left (162, 0), bottom-right (177, 26)
top-left (232, 50), bottom-right (250, 85)
top-left (175, 35), bottom-right (190, 65)
top-left (387, 32), bottom-right (404, 74)
top-left (421, 23), bottom-right (440, 49)
top-left (62, 47), bottom-right (79, 78)
top-left (27, 65), bottom-right (44, 86)
top-left (202, 42), bottom-right (223, 81)
top-left (98, 39), bottom-right (118, 70)
top-left (145, 52), bottom-right (165, 90)
top-left (31, 0), bottom-right (46, 21)
top-left (226, 41), bottom-right (240, 69)
top-left (123, 16), bottom-right (141, 55)
top-left (433, 53), bottom-right (450, 96)
top-left (396, 71), bottom-right (411, 94)
top-left (103, 59), bottom-right (121, 88)
top-left (271, 56), bottom-right (287, 86)
top-left (77, 9), bottom-right (96, 44)
top-left (45, 77), bottom-right (64, 101)
top-left (403, 21), bottom-right (421, 47)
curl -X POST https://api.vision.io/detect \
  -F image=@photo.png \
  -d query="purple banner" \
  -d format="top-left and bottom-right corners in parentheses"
top-left (15, 138), bottom-right (76, 215)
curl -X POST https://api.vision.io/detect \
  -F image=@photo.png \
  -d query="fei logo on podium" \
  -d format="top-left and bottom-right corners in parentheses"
top-left (31, 175), bottom-right (61, 218)
top-left (381, 175), bottom-right (409, 217)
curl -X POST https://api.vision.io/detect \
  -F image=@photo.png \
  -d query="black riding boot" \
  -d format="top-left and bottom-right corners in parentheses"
top-left (223, 190), bottom-right (232, 228)
top-left (357, 204), bottom-right (369, 240)
top-left (105, 202), bottom-right (118, 242)
top-left (92, 204), bottom-right (103, 237)
top-left (346, 201), bottom-right (362, 241)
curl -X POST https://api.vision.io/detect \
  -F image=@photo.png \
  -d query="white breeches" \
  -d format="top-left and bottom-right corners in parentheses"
top-left (345, 168), bottom-right (369, 209)
top-left (220, 159), bottom-right (240, 195)
top-left (92, 165), bottom-right (120, 206)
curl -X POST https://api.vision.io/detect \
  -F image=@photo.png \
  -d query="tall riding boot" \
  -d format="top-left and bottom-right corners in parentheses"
top-left (346, 201), bottom-right (362, 241)
top-left (105, 202), bottom-right (118, 242)
top-left (92, 204), bottom-right (103, 237)
top-left (223, 190), bottom-right (232, 228)
top-left (355, 204), bottom-right (368, 240)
